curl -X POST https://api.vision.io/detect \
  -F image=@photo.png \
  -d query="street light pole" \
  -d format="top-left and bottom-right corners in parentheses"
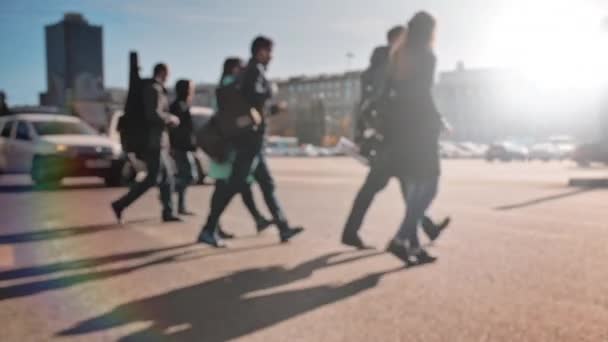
top-left (346, 52), bottom-right (354, 71)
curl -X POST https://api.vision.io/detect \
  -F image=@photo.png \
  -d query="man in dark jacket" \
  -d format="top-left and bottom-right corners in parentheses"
top-left (112, 63), bottom-right (182, 223)
top-left (169, 79), bottom-right (198, 216)
top-left (197, 36), bottom-right (303, 248)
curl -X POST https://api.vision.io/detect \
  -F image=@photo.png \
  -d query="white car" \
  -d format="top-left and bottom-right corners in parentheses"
top-left (0, 113), bottom-right (123, 186)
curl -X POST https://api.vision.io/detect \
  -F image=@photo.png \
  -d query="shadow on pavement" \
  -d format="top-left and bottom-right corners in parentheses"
top-left (494, 187), bottom-right (596, 211)
top-left (57, 251), bottom-right (400, 341)
top-left (0, 183), bottom-right (111, 193)
top-left (0, 219), bottom-right (152, 245)
top-left (0, 242), bottom-right (282, 301)
top-left (0, 243), bottom-right (193, 281)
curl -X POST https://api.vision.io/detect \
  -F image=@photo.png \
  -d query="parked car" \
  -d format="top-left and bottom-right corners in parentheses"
top-left (571, 143), bottom-right (608, 166)
top-left (440, 141), bottom-right (475, 159)
top-left (457, 142), bottom-right (488, 158)
top-left (485, 142), bottom-right (529, 162)
top-left (0, 113), bottom-right (124, 186)
top-left (265, 136), bottom-right (301, 157)
top-left (549, 135), bottom-right (577, 160)
top-left (528, 142), bottom-right (560, 161)
top-left (108, 106), bottom-right (213, 185)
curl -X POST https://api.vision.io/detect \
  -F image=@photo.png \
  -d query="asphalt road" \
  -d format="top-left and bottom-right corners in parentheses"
top-left (1, 158), bottom-right (607, 342)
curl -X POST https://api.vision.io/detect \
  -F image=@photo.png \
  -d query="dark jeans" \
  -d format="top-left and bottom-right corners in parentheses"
top-left (114, 149), bottom-right (174, 216)
top-left (201, 147), bottom-right (287, 235)
top-left (173, 150), bottom-right (198, 211)
top-left (342, 161), bottom-right (438, 247)
top-left (214, 180), bottom-right (265, 222)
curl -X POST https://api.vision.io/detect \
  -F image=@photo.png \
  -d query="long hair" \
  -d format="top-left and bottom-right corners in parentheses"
top-left (175, 79), bottom-right (192, 101)
top-left (220, 57), bottom-right (244, 84)
top-left (390, 11), bottom-right (436, 80)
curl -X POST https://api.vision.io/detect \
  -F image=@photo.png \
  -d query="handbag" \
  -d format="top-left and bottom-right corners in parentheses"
top-left (195, 116), bottom-right (229, 163)
top-left (215, 85), bottom-right (262, 138)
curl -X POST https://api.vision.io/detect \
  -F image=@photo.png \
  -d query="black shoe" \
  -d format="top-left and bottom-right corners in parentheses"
top-left (342, 233), bottom-right (373, 250)
top-left (280, 226), bottom-right (304, 243)
top-left (255, 217), bottom-right (274, 234)
top-left (197, 230), bottom-right (227, 248)
top-left (422, 216), bottom-right (451, 242)
top-left (411, 248), bottom-right (437, 265)
top-left (162, 215), bottom-right (183, 223)
top-left (217, 226), bottom-right (235, 239)
top-left (386, 239), bottom-right (411, 265)
top-left (111, 202), bottom-right (123, 224)
top-left (178, 209), bottom-right (196, 216)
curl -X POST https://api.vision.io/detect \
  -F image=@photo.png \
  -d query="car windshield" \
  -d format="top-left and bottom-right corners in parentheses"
top-left (32, 120), bottom-right (98, 136)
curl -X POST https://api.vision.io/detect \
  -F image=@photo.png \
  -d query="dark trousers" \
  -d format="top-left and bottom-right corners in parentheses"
top-left (202, 147), bottom-right (287, 235)
top-left (114, 149), bottom-right (174, 216)
top-left (214, 180), bottom-right (265, 222)
top-left (173, 150), bottom-right (197, 211)
top-left (342, 161), bottom-right (438, 247)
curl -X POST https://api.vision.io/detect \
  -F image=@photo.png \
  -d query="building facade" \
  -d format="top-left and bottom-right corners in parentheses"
top-left (273, 72), bottom-right (361, 145)
top-left (40, 13), bottom-right (108, 129)
top-left (41, 13), bottom-right (104, 107)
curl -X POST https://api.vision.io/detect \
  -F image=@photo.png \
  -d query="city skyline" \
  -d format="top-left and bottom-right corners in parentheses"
top-left (1, 0), bottom-right (607, 105)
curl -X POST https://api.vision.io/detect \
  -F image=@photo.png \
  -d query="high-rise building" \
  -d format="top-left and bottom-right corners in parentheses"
top-left (40, 13), bottom-right (104, 108)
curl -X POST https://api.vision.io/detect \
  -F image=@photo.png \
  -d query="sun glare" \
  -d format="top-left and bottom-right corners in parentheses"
top-left (491, 1), bottom-right (608, 90)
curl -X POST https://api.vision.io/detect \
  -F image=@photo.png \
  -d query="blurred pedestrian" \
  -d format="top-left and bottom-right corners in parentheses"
top-left (0, 91), bottom-right (11, 117)
top-left (383, 12), bottom-right (447, 264)
top-left (197, 37), bottom-right (303, 248)
top-left (207, 57), bottom-right (274, 239)
top-left (345, 25), bottom-right (449, 251)
top-left (111, 63), bottom-right (182, 223)
top-left (169, 79), bottom-right (198, 216)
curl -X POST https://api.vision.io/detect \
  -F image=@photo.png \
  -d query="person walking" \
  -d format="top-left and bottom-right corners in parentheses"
top-left (343, 23), bottom-right (449, 252)
top-left (383, 12), bottom-right (447, 264)
top-left (207, 57), bottom-right (274, 239)
top-left (197, 37), bottom-right (303, 248)
top-left (111, 63), bottom-right (182, 223)
top-left (169, 79), bottom-right (198, 216)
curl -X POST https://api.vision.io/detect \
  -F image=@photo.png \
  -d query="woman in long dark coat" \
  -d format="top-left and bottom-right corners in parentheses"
top-left (342, 11), bottom-right (447, 265)
top-left (384, 11), bottom-right (445, 263)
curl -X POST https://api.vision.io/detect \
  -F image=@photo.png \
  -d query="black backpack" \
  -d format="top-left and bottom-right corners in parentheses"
top-left (117, 52), bottom-right (152, 158)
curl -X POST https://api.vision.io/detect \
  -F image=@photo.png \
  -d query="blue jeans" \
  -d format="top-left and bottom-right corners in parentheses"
top-left (395, 178), bottom-right (439, 247)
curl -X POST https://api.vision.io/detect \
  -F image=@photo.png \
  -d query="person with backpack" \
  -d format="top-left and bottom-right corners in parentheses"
top-left (197, 37), bottom-right (303, 248)
top-left (169, 79), bottom-right (198, 216)
top-left (111, 63), bottom-right (182, 223)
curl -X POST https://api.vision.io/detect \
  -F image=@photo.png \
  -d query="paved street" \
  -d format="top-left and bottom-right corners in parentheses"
top-left (1, 158), bottom-right (608, 342)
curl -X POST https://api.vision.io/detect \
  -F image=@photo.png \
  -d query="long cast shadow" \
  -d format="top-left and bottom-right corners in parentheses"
top-left (0, 243), bottom-right (193, 281)
top-left (0, 242), bottom-right (281, 301)
top-left (495, 187), bottom-right (596, 211)
top-left (0, 183), bottom-right (110, 193)
top-left (0, 219), bottom-right (151, 245)
top-left (58, 251), bottom-right (398, 342)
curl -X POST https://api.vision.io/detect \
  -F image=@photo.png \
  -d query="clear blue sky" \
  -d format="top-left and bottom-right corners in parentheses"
top-left (1, 0), bottom-right (606, 105)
